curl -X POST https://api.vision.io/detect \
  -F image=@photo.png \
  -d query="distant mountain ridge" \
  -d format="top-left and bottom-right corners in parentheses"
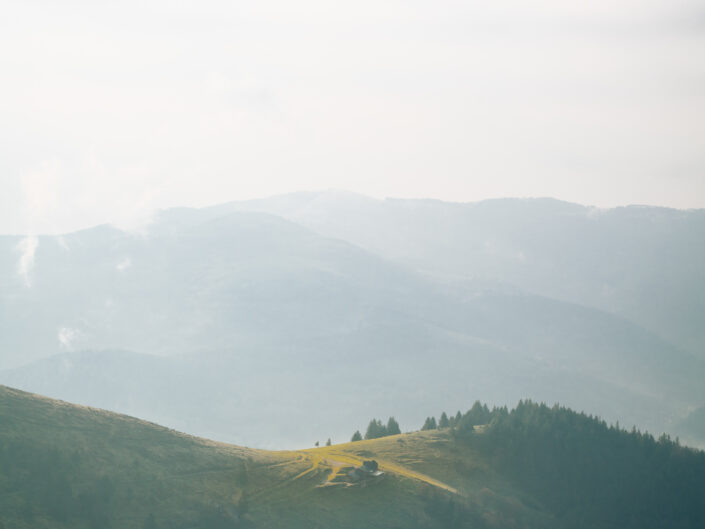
top-left (219, 191), bottom-right (705, 357)
top-left (1, 193), bottom-right (703, 447)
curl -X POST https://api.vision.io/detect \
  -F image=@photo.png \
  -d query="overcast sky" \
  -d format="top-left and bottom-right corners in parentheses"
top-left (1, 0), bottom-right (704, 234)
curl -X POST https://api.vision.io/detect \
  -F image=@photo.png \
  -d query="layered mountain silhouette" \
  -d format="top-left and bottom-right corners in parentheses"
top-left (223, 191), bottom-right (705, 357)
top-left (1, 193), bottom-right (703, 447)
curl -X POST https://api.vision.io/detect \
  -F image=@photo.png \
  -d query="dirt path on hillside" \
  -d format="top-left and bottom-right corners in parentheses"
top-left (293, 449), bottom-right (458, 494)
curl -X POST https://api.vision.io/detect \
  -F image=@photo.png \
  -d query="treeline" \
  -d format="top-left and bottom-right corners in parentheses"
top-left (421, 401), bottom-right (499, 432)
top-left (349, 402), bottom-right (500, 442)
top-left (350, 417), bottom-right (401, 441)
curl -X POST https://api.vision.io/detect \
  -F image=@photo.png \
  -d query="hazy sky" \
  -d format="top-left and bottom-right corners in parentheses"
top-left (2, 0), bottom-right (704, 234)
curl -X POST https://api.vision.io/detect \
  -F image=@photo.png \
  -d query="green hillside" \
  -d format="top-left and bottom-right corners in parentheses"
top-left (1, 385), bottom-right (704, 529)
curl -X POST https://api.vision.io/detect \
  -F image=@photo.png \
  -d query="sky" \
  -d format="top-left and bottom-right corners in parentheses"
top-left (1, 0), bottom-right (704, 234)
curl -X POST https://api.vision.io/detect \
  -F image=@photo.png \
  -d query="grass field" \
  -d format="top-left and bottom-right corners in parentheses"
top-left (6, 385), bottom-right (702, 529)
top-left (0, 385), bottom-right (547, 528)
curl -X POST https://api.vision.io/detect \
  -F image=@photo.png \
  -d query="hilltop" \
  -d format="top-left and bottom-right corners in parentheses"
top-left (2, 385), bottom-right (704, 529)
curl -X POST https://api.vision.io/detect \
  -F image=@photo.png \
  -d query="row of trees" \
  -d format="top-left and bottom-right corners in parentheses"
top-left (421, 411), bottom-right (460, 430)
top-left (349, 402), bottom-right (497, 442)
top-left (421, 401), bottom-right (496, 431)
top-left (350, 417), bottom-right (402, 441)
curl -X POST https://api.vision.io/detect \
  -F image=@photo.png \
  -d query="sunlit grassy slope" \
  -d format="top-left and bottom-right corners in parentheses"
top-left (3, 385), bottom-right (704, 529)
top-left (0, 385), bottom-right (547, 528)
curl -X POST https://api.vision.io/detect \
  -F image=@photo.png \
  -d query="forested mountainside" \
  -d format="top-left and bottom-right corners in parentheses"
top-left (226, 192), bottom-right (705, 357)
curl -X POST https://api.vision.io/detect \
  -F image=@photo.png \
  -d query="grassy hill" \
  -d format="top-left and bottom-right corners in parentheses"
top-left (1, 385), bottom-right (704, 529)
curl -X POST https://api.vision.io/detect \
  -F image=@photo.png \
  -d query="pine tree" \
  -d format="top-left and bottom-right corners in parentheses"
top-left (365, 419), bottom-right (387, 440)
top-left (438, 412), bottom-right (450, 428)
top-left (314, 441), bottom-right (319, 447)
top-left (351, 430), bottom-right (363, 442)
top-left (386, 417), bottom-right (401, 435)
top-left (421, 416), bottom-right (437, 430)
top-left (326, 438), bottom-right (332, 446)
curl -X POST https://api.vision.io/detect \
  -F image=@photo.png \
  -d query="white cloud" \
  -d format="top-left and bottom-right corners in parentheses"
top-left (15, 236), bottom-right (38, 287)
top-left (57, 327), bottom-right (80, 351)
top-left (19, 160), bottom-right (62, 235)
top-left (56, 236), bottom-right (69, 250)
top-left (116, 257), bottom-right (132, 272)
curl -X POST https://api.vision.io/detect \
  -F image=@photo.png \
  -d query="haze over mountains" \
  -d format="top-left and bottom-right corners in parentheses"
top-left (1, 192), bottom-right (703, 448)
top-left (226, 191), bottom-right (705, 356)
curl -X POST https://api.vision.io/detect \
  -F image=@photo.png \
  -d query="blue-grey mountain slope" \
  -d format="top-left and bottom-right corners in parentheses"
top-left (1, 206), bottom-right (702, 447)
top-left (222, 191), bottom-right (705, 358)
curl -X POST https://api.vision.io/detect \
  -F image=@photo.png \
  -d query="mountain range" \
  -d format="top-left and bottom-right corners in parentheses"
top-left (1, 192), bottom-right (703, 447)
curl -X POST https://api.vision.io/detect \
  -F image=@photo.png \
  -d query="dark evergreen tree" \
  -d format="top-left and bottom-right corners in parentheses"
top-left (456, 401), bottom-right (494, 432)
top-left (438, 412), bottom-right (450, 429)
top-left (421, 416), bottom-right (437, 430)
top-left (325, 438), bottom-right (331, 446)
top-left (351, 430), bottom-right (362, 442)
top-left (365, 419), bottom-right (387, 439)
top-left (386, 417), bottom-right (401, 435)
